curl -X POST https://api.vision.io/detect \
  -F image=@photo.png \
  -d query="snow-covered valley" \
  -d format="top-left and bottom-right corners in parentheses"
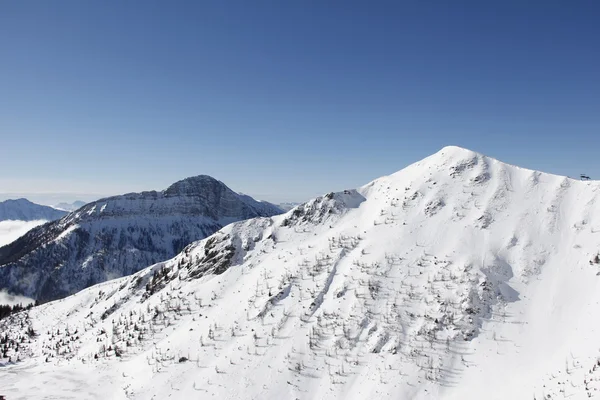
top-left (2, 146), bottom-right (600, 399)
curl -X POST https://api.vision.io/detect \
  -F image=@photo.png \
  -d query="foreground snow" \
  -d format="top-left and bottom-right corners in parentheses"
top-left (2, 146), bottom-right (600, 399)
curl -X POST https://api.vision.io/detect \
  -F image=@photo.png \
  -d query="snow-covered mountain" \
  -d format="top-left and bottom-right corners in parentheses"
top-left (53, 200), bottom-right (87, 212)
top-left (0, 175), bottom-right (282, 303)
top-left (0, 198), bottom-right (67, 222)
top-left (3, 146), bottom-right (600, 400)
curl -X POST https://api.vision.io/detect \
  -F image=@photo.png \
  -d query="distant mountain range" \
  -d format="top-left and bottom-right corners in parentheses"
top-left (0, 175), bottom-right (283, 302)
top-left (278, 202), bottom-right (302, 211)
top-left (53, 200), bottom-right (87, 212)
top-left (0, 198), bottom-right (67, 222)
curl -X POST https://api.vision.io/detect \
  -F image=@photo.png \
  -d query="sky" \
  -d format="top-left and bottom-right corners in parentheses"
top-left (1, 1), bottom-right (599, 204)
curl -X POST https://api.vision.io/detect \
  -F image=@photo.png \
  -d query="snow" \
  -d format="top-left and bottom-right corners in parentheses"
top-left (2, 146), bottom-right (600, 399)
top-left (0, 175), bottom-right (283, 302)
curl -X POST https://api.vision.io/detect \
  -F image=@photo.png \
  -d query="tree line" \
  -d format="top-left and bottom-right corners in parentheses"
top-left (0, 302), bottom-right (36, 321)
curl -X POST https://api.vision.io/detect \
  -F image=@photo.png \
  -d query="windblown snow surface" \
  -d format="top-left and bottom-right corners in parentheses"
top-left (2, 146), bottom-right (600, 400)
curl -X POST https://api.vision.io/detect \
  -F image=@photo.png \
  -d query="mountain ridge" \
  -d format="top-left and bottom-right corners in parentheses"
top-left (0, 198), bottom-right (67, 222)
top-left (1, 147), bottom-right (600, 399)
top-left (0, 175), bottom-right (283, 302)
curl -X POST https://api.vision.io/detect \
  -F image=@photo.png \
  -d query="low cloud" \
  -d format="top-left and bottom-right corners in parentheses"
top-left (0, 290), bottom-right (34, 307)
top-left (0, 219), bottom-right (47, 247)
top-left (0, 220), bottom-right (42, 306)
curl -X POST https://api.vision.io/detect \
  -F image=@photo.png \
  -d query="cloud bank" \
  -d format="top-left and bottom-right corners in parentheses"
top-left (0, 290), bottom-right (34, 307)
top-left (0, 219), bottom-right (46, 247)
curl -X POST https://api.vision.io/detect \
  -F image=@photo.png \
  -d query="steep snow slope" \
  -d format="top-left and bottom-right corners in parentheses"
top-left (2, 146), bottom-right (600, 400)
top-left (0, 198), bottom-right (67, 222)
top-left (0, 175), bottom-right (282, 302)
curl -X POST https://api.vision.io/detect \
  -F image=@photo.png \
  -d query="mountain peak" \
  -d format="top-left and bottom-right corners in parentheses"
top-left (437, 145), bottom-right (480, 156)
top-left (426, 145), bottom-right (484, 165)
top-left (6, 143), bottom-right (600, 399)
top-left (0, 198), bottom-right (67, 222)
top-left (5, 146), bottom-right (600, 399)
top-left (0, 175), bottom-right (283, 302)
top-left (4, 198), bottom-right (34, 205)
top-left (163, 175), bottom-right (225, 196)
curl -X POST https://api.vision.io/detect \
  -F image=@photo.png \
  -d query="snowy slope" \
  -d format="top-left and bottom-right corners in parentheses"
top-left (0, 175), bottom-right (282, 302)
top-left (0, 198), bottom-right (67, 222)
top-left (2, 146), bottom-right (600, 400)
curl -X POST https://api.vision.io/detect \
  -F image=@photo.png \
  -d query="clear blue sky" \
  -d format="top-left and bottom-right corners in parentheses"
top-left (1, 1), bottom-right (599, 203)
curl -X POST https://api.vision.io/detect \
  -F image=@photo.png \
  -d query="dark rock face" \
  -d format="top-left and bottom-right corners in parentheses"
top-left (0, 176), bottom-right (282, 302)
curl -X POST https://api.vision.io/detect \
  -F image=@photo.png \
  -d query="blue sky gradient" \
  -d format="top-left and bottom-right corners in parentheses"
top-left (1, 1), bottom-right (599, 203)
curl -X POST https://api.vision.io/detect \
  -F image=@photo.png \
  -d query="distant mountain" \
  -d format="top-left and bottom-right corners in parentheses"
top-left (5, 147), bottom-right (600, 399)
top-left (278, 201), bottom-right (302, 211)
top-left (0, 175), bottom-right (283, 302)
top-left (53, 200), bottom-right (87, 212)
top-left (0, 198), bottom-right (67, 222)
